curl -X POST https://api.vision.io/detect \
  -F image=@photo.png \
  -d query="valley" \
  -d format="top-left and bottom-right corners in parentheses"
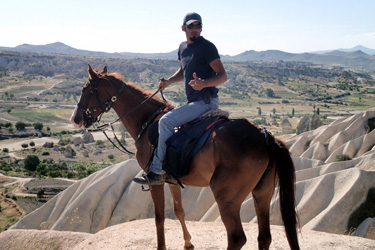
top-left (0, 49), bottom-right (375, 233)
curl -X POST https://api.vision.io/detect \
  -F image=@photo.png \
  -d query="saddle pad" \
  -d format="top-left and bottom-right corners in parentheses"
top-left (162, 116), bottom-right (227, 178)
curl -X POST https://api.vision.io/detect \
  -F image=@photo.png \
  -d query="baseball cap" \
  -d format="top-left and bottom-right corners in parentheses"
top-left (183, 12), bottom-right (202, 25)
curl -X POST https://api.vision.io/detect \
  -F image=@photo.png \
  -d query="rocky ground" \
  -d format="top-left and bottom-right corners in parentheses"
top-left (1, 219), bottom-right (374, 250)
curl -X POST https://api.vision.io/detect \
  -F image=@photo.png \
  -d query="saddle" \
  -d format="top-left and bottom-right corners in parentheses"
top-left (148, 109), bottom-right (229, 178)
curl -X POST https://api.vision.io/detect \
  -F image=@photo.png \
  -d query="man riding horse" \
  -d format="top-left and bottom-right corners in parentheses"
top-left (133, 12), bottom-right (227, 186)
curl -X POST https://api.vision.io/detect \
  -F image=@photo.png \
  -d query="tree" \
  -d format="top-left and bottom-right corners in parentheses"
top-left (33, 122), bottom-right (44, 131)
top-left (257, 107), bottom-right (262, 116)
top-left (24, 155), bottom-right (40, 172)
top-left (265, 88), bottom-right (275, 98)
top-left (108, 154), bottom-right (115, 161)
top-left (21, 143), bottom-right (29, 149)
top-left (15, 121), bottom-right (26, 130)
top-left (37, 189), bottom-right (45, 198)
top-left (36, 163), bottom-right (47, 176)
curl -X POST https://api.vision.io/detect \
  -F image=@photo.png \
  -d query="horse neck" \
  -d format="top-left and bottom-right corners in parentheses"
top-left (110, 82), bottom-right (164, 140)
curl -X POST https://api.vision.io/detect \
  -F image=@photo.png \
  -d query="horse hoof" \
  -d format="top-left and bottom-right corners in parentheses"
top-left (184, 244), bottom-right (194, 250)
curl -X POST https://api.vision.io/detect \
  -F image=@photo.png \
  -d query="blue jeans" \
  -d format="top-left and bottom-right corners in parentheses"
top-left (150, 98), bottom-right (219, 174)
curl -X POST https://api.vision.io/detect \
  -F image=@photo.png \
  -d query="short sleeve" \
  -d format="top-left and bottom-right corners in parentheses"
top-left (204, 42), bottom-right (220, 64)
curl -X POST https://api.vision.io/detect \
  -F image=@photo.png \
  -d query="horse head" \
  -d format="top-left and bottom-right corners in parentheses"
top-left (71, 64), bottom-right (116, 129)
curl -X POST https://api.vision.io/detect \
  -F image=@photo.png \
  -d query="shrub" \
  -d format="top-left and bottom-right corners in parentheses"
top-left (335, 154), bottom-right (352, 162)
top-left (24, 155), bottom-right (40, 171)
top-left (108, 154), bottom-right (115, 161)
top-left (95, 140), bottom-right (104, 148)
top-left (36, 163), bottom-right (47, 175)
top-left (33, 122), bottom-right (44, 131)
top-left (21, 143), bottom-right (29, 149)
top-left (47, 170), bottom-right (62, 178)
top-left (15, 121), bottom-right (26, 130)
top-left (2, 148), bottom-right (9, 153)
top-left (66, 172), bottom-right (75, 179)
top-left (29, 141), bottom-right (35, 147)
top-left (265, 88), bottom-right (275, 98)
top-left (86, 167), bottom-right (96, 176)
top-left (37, 189), bottom-right (45, 198)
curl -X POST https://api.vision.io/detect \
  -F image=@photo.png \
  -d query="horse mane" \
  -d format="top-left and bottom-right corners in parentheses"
top-left (108, 72), bottom-right (124, 82)
top-left (104, 71), bottom-right (167, 106)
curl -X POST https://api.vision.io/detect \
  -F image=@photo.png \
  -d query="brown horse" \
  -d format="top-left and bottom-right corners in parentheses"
top-left (71, 65), bottom-right (300, 250)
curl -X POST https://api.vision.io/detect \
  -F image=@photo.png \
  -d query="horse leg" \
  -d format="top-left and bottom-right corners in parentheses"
top-left (216, 199), bottom-right (246, 250)
top-left (168, 184), bottom-right (194, 250)
top-left (150, 185), bottom-right (166, 250)
top-left (252, 166), bottom-right (277, 250)
top-left (211, 171), bottom-right (259, 249)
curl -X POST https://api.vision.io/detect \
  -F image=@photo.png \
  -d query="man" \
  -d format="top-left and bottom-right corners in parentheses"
top-left (133, 12), bottom-right (227, 185)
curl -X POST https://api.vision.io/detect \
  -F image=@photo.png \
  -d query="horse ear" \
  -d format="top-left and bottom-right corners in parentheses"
top-left (101, 66), bottom-right (108, 75)
top-left (88, 64), bottom-right (97, 80)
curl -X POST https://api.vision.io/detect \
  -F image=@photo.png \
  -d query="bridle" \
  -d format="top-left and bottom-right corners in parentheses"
top-left (78, 75), bottom-right (168, 155)
top-left (78, 77), bottom-right (126, 127)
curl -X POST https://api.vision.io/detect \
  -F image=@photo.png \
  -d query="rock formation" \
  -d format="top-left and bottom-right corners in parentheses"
top-left (296, 114), bottom-right (323, 135)
top-left (82, 131), bottom-right (95, 144)
top-left (281, 117), bottom-right (292, 134)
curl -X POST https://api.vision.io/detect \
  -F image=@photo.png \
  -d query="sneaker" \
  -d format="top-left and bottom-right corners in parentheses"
top-left (133, 172), bottom-right (164, 185)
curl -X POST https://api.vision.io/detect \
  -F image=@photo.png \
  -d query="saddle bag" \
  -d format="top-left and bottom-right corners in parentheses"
top-left (162, 116), bottom-right (227, 178)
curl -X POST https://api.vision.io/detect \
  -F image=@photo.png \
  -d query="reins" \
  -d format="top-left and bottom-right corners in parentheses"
top-left (86, 77), bottom-right (168, 155)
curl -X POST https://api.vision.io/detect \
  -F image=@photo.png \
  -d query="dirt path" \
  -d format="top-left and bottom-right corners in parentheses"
top-left (0, 137), bottom-right (60, 152)
top-left (37, 81), bottom-right (62, 95)
top-left (0, 173), bottom-right (35, 197)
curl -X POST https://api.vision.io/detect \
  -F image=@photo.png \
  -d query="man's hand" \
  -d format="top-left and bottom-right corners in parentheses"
top-left (159, 78), bottom-right (170, 91)
top-left (188, 72), bottom-right (205, 90)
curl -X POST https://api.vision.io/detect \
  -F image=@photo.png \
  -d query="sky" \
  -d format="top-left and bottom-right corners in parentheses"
top-left (1, 0), bottom-right (374, 56)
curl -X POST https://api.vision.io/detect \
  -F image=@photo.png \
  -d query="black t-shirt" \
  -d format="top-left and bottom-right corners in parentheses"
top-left (178, 36), bottom-right (220, 103)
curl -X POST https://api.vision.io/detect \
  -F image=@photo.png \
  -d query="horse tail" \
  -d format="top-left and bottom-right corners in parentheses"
top-left (270, 137), bottom-right (300, 250)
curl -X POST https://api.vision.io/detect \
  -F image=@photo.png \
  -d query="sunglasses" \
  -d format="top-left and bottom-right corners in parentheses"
top-left (186, 23), bottom-right (202, 29)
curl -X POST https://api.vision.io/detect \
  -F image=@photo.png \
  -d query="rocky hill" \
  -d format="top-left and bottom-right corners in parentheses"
top-left (1, 50), bottom-right (374, 87)
top-left (1, 42), bottom-right (375, 70)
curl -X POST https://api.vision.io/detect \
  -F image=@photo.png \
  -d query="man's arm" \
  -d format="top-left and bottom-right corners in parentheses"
top-left (159, 63), bottom-right (184, 90)
top-left (189, 58), bottom-right (227, 90)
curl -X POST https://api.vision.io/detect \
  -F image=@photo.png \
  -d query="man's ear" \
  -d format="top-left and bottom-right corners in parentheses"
top-left (181, 25), bottom-right (186, 32)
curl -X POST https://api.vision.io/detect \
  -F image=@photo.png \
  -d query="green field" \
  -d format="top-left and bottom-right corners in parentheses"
top-left (10, 108), bottom-right (73, 123)
top-left (8, 86), bottom-right (45, 95)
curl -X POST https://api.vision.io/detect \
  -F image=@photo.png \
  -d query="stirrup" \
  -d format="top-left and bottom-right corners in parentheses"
top-left (140, 173), bottom-right (152, 191)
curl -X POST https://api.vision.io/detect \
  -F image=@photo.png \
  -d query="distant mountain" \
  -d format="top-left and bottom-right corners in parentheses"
top-left (117, 50), bottom-right (178, 60)
top-left (222, 48), bottom-right (375, 70)
top-left (310, 45), bottom-right (375, 55)
top-left (0, 42), bottom-right (177, 60)
top-left (1, 42), bottom-right (375, 70)
top-left (222, 50), bottom-right (295, 61)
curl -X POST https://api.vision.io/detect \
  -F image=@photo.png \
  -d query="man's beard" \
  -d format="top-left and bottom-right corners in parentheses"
top-left (189, 36), bottom-right (198, 42)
